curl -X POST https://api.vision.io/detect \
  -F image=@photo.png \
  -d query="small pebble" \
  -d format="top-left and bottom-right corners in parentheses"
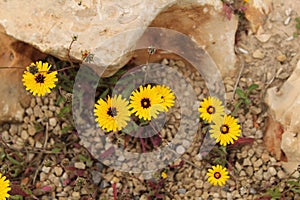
top-left (253, 159), bottom-right (263, 168)
top-left (277, 170), bottom-right (286, 179)
top-left (268, 167), bottom-right (277, 176)
top-left (42, 166), bottom-right (51, 174)
top-left (253, 49), bottom-right (265, 59)
top-left (243, 158), bottom-right (251, 166)
top-left (74, 162), bottom-right (86, 170)
top-left (49, 117), bottom-right (57, 127)
top-left (276, 54), bottom-right (287, 62)
top-left (54, 166), bottom-right (63, 177)
top-left (177, 188), bottom-right (186, 194)
top-left (20, 130), bottom-right (29, 140)
top-left (176, 145), bottom-right (185, 154)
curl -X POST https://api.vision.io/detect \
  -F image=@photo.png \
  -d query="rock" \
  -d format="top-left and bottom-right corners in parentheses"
top-left (255, 34), bottom-right (272, 43)
top-left (264, 116), bottom-right (285, 161)
top-left (20, 130), bottom-right (29, 140)
top-left (49, 117), bottom-right (57, 127)
top-left (176, 145), bottom-right (185, 154)
top-left (276, 54), bottom-right (287, 62)
top-left (0, 31), bottom-right (45, 124)
top-left (0, 1), bottom-right (238, 77)
top-left (246, 166), bottom-right (254, 176)
top-left (91, 170), bottom-right (102, 184)
top-left (243, 158), bottom-right (252, 166)
top-left (252, 49), bottom-right (265, 59)
top-left (195, 180), bottom-right (203, 189)
top-left (54, 166), bottom-right (63, 177)
top-left (74, 162), bottom-right (86, 170)
top-left (253, 159), bottom-right (263, 168)
top-left (39, 172), bottom-right (47, 182)
top-left (268, 167), bottom-right (277, 176)
top-left (71, 191), bottom-right (80, 198)
top-left (265, 60), bottom-right (300, 170)
top-left (41, 166), bottom-right (51, 174)
top-left (244, 0), bottom-right (272, 32)
top-left (277, 170), bottom-right (286, 179)
top-left (177, 188), bottom-right (186, 194)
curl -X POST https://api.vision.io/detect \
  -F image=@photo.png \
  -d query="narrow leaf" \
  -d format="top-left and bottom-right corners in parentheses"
top-left (235, 88), bottom-right (246, 99)
top-left (247, 83), bottom-right (259, 92)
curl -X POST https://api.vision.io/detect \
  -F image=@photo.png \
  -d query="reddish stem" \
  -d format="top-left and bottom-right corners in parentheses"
top-left (112, 182), bottom-right (117, 200)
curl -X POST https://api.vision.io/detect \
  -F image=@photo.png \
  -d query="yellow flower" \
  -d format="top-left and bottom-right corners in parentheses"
top-left (209, 115), bottom-right (241, 146)
top-left (161, 172), bottom-right (168, 179)
top-left (244, 0), bottom-right (249, 3)
top-left (94, 95), bottom-right (130, 132)
top-left (198, 97), bottom-right (224, 123)
top-left (129, 85), bottom-right (165, 120)
top-left (0, 173), bottom-right (11, 200)
top-left (207, 165), bottom-right (229, 186)
top-left (22, 61), bottom-right (58, 96)
top-left (153, 85), bottom-right (175, 112)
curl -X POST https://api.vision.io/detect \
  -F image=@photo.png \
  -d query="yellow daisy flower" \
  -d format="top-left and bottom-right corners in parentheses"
top-left (198, 96), bottom-right (224, 123)
top-left (22, 61), bottom-right (58, 96)
top-left (0, 173), bottom-right (11, 200)
top-left (129, 85), bottom-right (165, 121)
top-left (161, 171), bottom-right (168, 179)
top-left (94, 95), bottom-right (130, 132)
top-left (153, 85), bottom-right (175, 112)
top-left (207, 165), bottom-right (230, 186)
top-left (209, 115), bottom-right (241, 146)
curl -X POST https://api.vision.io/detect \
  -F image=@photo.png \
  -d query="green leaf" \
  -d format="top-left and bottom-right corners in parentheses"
top-left (295, 17), bottom-right (300, 23)
top-left (235, 88), bottom-right (246, 99)
top-left (78, 154), bottom-right (87, 162)
top-left (51, 148), bottom-right (61, 153)
top-left (288, 180), bottom-right (300, 186)
top-left (296, 23), bottom-right (300, 30)
top-left (58, 105), bottom-right (71, 117)
top-left (267, 188), bottom-right (281, 199)
top-left (244, 98), bottom-right (251, 105)
top-left (55, 95), bottom-right (66, 106)
top-left (292, 188), bottom-right (300, 194)
top-left (10, 195), bottom-right (24, 200)
top-left (99, 88), bottom-right (110, 99)
top-left (247, 83), bottom-right (259, 92)
top-left (7, 155), bottom-right (22, 165)
top-left (61, 126), bottom-right (73, 134)
top-left (0, 150), bottom-right (6, 160)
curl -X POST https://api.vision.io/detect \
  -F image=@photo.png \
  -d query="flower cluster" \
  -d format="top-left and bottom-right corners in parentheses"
top-left (199, 96), bottom-right (242, 187)
top-left (22, 61), bottom-right (58, 96)
top-left (198, 96), bottom-right (241, 147)
top-left (94, 84), bottom-right (175, 132)
top-left (0, 173), bottom-right (11, 200)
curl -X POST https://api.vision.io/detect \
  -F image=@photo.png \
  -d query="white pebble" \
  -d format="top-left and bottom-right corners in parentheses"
top-left (49, 117), bottom-right (57, 127)
top-left (176, 145), bottom-right (185, 154)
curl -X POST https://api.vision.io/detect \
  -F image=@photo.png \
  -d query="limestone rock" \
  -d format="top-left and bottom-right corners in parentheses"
top-left (244, 0), bottom-right (272, 32)
top-left (0, 30), bottom-right (45, 123)
top-left (0, 0), bottom-right (237, 77)
top-left (265, 60), bottom-right (300, 172)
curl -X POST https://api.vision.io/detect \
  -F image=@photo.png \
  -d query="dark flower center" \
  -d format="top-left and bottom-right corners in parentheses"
top-left (207, 106), bottom-right (216, 114)
top-left (214, 172), bottom-right (221, 179)
top-left (107, 107), bottom-right (118, 117)
top-left (35, 74), bottom-right (45, 83)
top-left (220, 124), bottom-right (229, 134)
top-left (141, 98), bottom-right (151, 108)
